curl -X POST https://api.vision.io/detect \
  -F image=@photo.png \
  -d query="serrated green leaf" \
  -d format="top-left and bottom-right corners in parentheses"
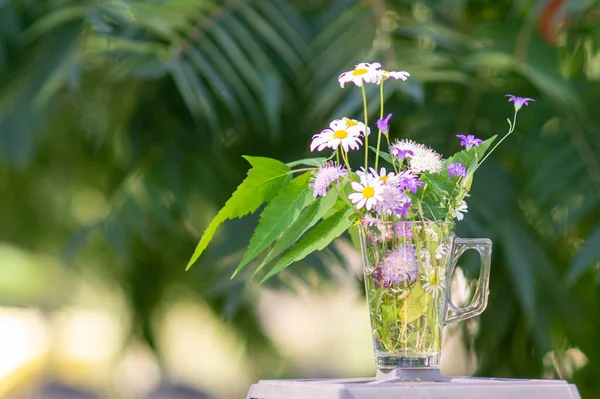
top-left (252, 188), bottom-right (339, 278)
top-left (411, 172), bottom-right (452, 220)
top-left (421, 173), bottom-right (453, 200)
top-left (186, 156), bottom-right (291, 270)
top-left (286, 157), bottom-right (328, 168)
top-left (412, 136), bottom-right (498, 220)
top-left (233, 172), bottom-right (313, 277)
top-left (260, 207), bottom-right (355, 282)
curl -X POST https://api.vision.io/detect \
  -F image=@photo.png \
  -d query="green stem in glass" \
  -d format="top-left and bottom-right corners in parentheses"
top-left (375, 80), bottom-right (385, 170)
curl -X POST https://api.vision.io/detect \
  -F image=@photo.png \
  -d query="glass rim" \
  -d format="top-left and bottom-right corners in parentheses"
top-left (360, 220), bottom-right (455, 226)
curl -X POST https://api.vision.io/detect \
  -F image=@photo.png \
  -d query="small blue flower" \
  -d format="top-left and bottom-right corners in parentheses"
top-left (393, 222), bottom-right (413, 238)
top-left (505, 94), bottom-right (535, 112)
top-left (456, 134), bottom-right (483, 150)
top-left (376, 113), bottom-right (393, 134)
top-left (447, 162), bottom-right (467, 179)
top-left (398, 174), bottom-right (424, 194)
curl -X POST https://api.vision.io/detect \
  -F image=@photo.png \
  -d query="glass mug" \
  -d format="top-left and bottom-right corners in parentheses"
top-left (359, 221), bottom-right (491, 369)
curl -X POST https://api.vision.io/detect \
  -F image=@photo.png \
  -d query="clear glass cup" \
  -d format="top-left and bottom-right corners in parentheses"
top-left (359, 221), bottom-right (491, 369)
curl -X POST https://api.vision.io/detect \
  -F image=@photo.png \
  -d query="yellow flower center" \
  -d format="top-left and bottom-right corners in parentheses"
top-left (380, 176), bottom-right (388, 183)
top-left (346, 120), bottom-right (358, 127)
top-left (352, 68), bottom-right (368, 76)
top-left (430, 269), bottom-right (440, 285)
top-left (334, 130), bottom-right (348, 139)
top-left (362, 186), bottom-right (375, 198)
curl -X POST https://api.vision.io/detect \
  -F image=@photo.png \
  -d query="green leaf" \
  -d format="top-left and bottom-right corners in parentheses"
top-left (567, 224), bottom-right (600, 285)
top-left (286, 157), bottom-right (328, 168)
top-left (233, 172), bottom-right (313, 277)
top-left (22, 6), bottom-right (88, 42)
top-left (412, 136), bottom-right (498, 220)
top-left (260, 207), bottom-right (355, 282)
top-left (444, 135), bottom-right (497, 171)
top-left (382, 302), bottom-right (397, 325)
top-left (421, 173), bottom-right (453, 200)
top-left (399, 281), bottom-right (429, 323)
top-left (169, 60), bottom-right (219, 132)
top-left (368, 146), bottom-right (395, 166)
top-left (252, 188), bottom-right (339, 278)
top-left (186, 156), bottom-right (291, 270)
top-left (348, 224), bottom-right (361, 252)
top-left (411, 173), bottom-right (453, 220)
top-left (501, 221), bottom-right (537, 318)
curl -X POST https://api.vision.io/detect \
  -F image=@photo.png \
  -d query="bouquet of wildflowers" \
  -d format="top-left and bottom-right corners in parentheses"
top-left (186, 62), bottom-right (533, 288)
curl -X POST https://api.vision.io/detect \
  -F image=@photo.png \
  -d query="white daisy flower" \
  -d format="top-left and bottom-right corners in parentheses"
top-left (348, 175), bottom-right (384, 211)
top-left (341, 117), bottom-right (371, 136)
top-left (310, 119), bottom-right (363, 152)
top-left (338, 62), bottom-right (382, 88)
top-left (421, 266), bottom-right (446, 299)
top-left (419, 249), bottom-right (432, 264)
top-left (435, 244), bottom-right (449, 260)
top-left (454, 200), bottom-right (468, 221)
top-left (355, 167), bottom-right (369, 183)
top-left (369, 167), bottom-right (401, 186)
top-left (389, 139), bottom-right (444, 174)
top-left (377, 70), bottom-right (411, 84)
top-left (309, 162), bottom-right (348, 198)
top-left (424, 227), bottom-right (438, 241)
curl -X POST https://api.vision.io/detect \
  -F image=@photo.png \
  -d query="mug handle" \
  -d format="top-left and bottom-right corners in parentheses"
top-left (443, 237), bottom-right (492, 326)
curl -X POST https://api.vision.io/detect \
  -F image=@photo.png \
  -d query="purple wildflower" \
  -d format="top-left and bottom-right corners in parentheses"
top-left (398, 174), bottom-right (424, 194)
top-left (309, 162), bottom-right (347, 198)
top-left (505, 95), bottom-right (535, 112)
top-left (376, 113), bottom-right (393, 134)
top-left (380, 244), bottom-right (419, 285)
top-left (372, 268), bottom-right (390, 289)
top-left (447, 162), bottom-right (467, 179)
top-left (396, 199), bottom-right (412, 217)
top-left (375, 185), bottom-right (411, 216)
top-left (456, 134), bottom-right (483, 150)
top-left (389, 143), bottom-right (414, 160)
top-left (393, 222), bottom-right (413, 238)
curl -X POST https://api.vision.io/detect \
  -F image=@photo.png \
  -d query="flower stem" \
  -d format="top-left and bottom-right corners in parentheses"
top-left (476, 111), bottom-right (518, 170)
top-left (333, 179), bottom-right (358, 213)
top-left (375, 133), bottom-right (382, 171)
top-left (341, 149), bottom-right (352, 171)
top-left (361, 85), bottom-right (369, 168)
top-left (375, 81), bottom-right (385, 170)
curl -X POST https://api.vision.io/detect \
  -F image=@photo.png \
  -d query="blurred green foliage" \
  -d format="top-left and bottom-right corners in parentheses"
top-left (1, 0), bottom-right (600, 396)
